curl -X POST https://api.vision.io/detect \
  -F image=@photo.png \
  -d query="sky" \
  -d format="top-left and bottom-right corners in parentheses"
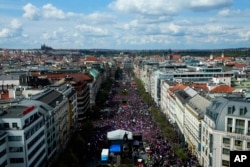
top-left (0, 0), bottom-right (250, 50)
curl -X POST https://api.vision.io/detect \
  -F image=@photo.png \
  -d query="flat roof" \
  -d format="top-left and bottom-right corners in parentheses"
top-left (2, 105), bottom-right (28, 118)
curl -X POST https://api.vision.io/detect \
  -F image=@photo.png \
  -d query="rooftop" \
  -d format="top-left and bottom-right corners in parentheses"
top-left (33, 89), bottom-right (63, 107)
top-left (1, 105), bottom-right (32, 118)
top-left (210, 85), bottom-right (235, 93)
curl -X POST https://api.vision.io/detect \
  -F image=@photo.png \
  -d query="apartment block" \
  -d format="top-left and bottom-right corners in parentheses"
top-left (0, 132), bottom-right (8, 167)
top-left (0, 101), bottom-right (46, 167)
top-left (201, 97), bottom-right (250, 167)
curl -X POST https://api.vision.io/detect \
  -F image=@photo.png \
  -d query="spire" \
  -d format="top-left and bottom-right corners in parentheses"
top-left (210, 54), bottom-right (213, 60)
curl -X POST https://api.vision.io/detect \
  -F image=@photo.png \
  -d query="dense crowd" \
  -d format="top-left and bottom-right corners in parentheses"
top-left (88, 76), bottom-right (198, 167)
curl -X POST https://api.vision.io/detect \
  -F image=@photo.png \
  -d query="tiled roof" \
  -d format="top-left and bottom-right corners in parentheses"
top-left (213, 56), bottom-right (231, 61)
top-left (226, 62), bottom-right (247, 68)
top-left (168, 84), bottom-right (187, 92)
top-left (72, 73), bottom-right (94, 82)
top-left (85, 56), bottom-right (98, 62)
top-left (34, 73), bottom-right (94, 82)
top-left (190, 83), bottom-right (209, 92)
top-left (234, 62), bottom-right (248, 68)
top-left (210, 85), bottom-right (235, 93)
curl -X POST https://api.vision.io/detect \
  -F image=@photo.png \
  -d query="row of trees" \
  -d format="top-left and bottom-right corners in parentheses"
top-left (132, 72), bottom-right (189, 161)
top-left (51, 120), bottom-right (94, 167)
top-left (51, 73), bottom-right (114, 167)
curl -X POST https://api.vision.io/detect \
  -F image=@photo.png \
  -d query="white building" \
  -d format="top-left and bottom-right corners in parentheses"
top-left (88, 68), bottom-right (101, 107)
top-left (184, 93), bottom-right (211, 160)
top-left (31, 89), bottom-right (70, 161)
top-left (210, 76), bottom-right (231, 86)
top-left (0, 101), bottom-right (47, 167)
top-left (0, 132), bottom-right (8, 167)
top-left (137, 61), bottom-right (159, 93)
top-left (201, 97), bottom-right (250, 167)
top-left (160, 80), bottom-right (176, 116)
top-left (0, 91), bottom-right (73, 167)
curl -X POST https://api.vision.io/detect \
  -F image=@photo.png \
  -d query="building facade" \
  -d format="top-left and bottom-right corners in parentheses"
top-left (0, 101), bottom-right (47, 167)
top-left (201, 97), bottom-right (250, 167)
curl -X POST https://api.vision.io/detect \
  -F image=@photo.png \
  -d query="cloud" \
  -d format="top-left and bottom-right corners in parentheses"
top-left (23, 3), bottom-right (41, 20)
top-left (189, 0), bottom-right (233, 11)
top-left (238, 30), bottom-right (250, 41)
top-left (109, 0), bottom-right (233, 16)
top-left (218, 9), bottom-right (250, 17)
top-left (0, 28), bottom-right (10, 38)
top-left (160, 23), bottom-right (185, 36)
top-left (42, 4), bottom-right (66, 19)
top-left (87, 12), bottom-right (116, 24)
top-left (75, 24), bottom-right (109, 37)
top-left (109, 0), bottom-right (183, 16)
top-left (23, 3), bottom-right (70, 20)
top-left (8, 1), bottom-right (249, 49)
top-left (41, 27), bottom-right (66, 40)
top-left (10, 19), bottom-right (22, 29)
top-left (0, 19), bottom-right (23, 39)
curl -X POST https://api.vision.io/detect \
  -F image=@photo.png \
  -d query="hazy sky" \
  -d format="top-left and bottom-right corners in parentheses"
top-left (0, 0), bottom-right (250, 50)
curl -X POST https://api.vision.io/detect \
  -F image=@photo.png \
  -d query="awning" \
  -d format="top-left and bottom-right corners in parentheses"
top-left (110, 145), bottom-right (121, 153)
top-left (107, 129), bottom-right (133, 140)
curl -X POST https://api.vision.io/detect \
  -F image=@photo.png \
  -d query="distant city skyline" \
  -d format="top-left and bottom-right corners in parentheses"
top-left (0, 0), bottom-right (250, 50)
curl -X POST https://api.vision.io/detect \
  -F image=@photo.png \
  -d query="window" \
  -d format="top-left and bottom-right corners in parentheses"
top-left (3, 123), bottom-right (9, 129)
top-left (223, 138), bottom-right (230, 145)
top-left (248, 121), bottom-right (250, 135)
top-left (0, 149), bottom-right (6, 158)
top-left (8, 136), bottom-right (22, 141)
top-left (228, 106), bottom-right (235, 114)
top-left (10, 158), bottom-right (24, 163)
top-left (235, 128), bottom-right (244, 134)
top-left (9, 147), bottom-right (23, 153)
top-left (29, 149), bottom-right (45, 167)
top-left (28, 131), bottom-right (44, 149)
top-left (235, 140), bottom-right (243, 147)
top-left (239, 107), bottom-right (248, 116)
top-left (235, 119), bottom-right (245, 127)
top-left (227, 118), bottom-right (233, 125)
top-left (227, 118), bottom-right (233, 132)
top-left (12, 123), bottom-right (18, 128)
top-left (228, 107), bottom-right (232, 114)
top-left (222, 148), bottom-right (230, 155)
top-left (222, 160), bottom-right (229, 167)
top-left (0, 138), bottom-right (5, 145)
top-left (235, 119), bottom-right (245, 134)
top-left (28, 139), bottom-right (45, 160)
top-left (0, 160), bottom-right (7, 167)
top-left (247, 142), bottom-right (250, 148)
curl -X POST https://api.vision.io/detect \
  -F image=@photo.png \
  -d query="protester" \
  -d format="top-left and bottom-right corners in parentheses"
top-left (89, 78), bottom-right (198, 167)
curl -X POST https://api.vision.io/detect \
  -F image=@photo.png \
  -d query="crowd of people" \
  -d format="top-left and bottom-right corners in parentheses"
top-left (88, 74), bottom-right (199, 167)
